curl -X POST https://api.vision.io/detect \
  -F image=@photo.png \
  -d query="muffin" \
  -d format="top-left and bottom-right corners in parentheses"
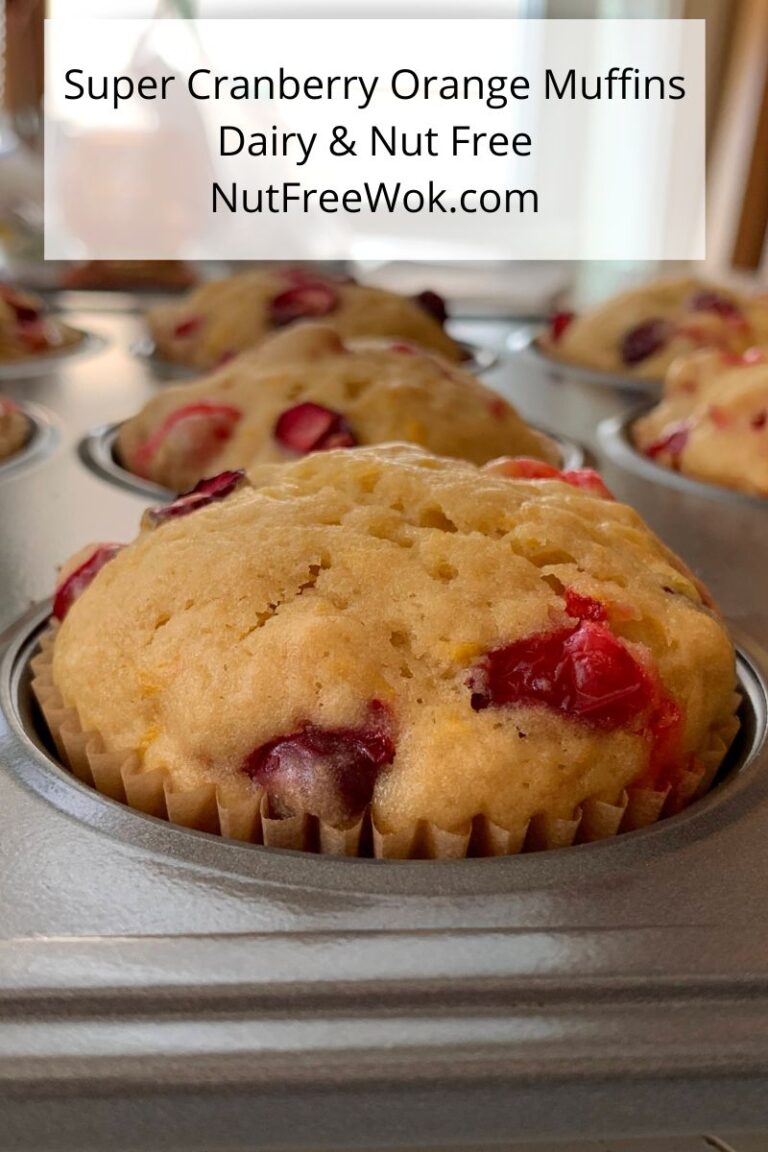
top-left (36, 446), bottom-right (739, 858)
top-left (542, 278), bottom-right (768, 380)
top-left (116, 324), bottom-right (555, 492)
top-left (146, 266), bottom-right (465, 369)
top-left (633, 347), bottom-right (768, 497)
top-left (0, 396), bottom-right (29, 461)
top-left (62, 260), bottom-right (197, 292)
top-left (0, 284), bottom-right (81, 361)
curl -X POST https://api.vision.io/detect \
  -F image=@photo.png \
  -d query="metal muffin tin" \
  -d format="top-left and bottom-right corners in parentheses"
top-left (1, 302), bottom-right (768, 1150)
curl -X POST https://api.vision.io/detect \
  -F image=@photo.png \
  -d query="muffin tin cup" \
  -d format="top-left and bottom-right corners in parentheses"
top-left (0, 597), bottom-right (765, 898)
top-left (0, 329), bottom-right (108, 380)
top-left (8, 612), bottom-right (749, 864)
top-left (78, 422), bottom-right (173, 502)
top-left (507, 324), bottom-right (664, 395)
top-left (0, 401), bottom-right (59, 480)
top-left (599, 404), bottom-right (768, 510)
top-left (78, 421), bottom-right (586, 503)
top-left (132, 335), bottom-right (499, 380)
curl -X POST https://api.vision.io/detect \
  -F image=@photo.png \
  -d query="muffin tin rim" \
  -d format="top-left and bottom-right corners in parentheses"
top-left (0, 400), bottom-right (59, 481)
top-left (78, 420), bottom-right (586, 504)
top-left (507, 323), bottom-right (665, 395)
top-left (131, 333), bottom-right (499, 379)
top-left (598, 402), bottom-right (768, 511)
top-left (0, 328), bottom-right (108, 380)
top-left (2, 600), bottom-right (766, 898)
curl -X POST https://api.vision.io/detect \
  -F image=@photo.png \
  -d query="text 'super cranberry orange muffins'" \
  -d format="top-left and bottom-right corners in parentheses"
top-left (542, 278), bottom-right (768, 380)
top-left (0, 397), bottom-right (29, 461)
top-left (117, 324), bottom-right (556, 492)
top-left (0, 284), bottom-right (81, 361)
top-left (33, 446), bottom-right (740, 858)
top-left (146, 266), bottom-right (465, 369)
top-left (633, 348), bottom-right (768, 497)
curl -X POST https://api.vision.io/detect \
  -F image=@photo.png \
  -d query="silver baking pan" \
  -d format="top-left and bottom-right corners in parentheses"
top-left (1, 305), bottom-right (768, 1151)
top-left (507, 322), bottom-right (664, 395)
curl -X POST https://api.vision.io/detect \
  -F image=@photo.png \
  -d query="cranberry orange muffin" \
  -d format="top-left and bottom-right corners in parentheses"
top-left (0, 396), bottom-right (29, 461)
top-left (0, 284), bottom-right (81, 361)
top-left (62, 260), bottom-right (197, 292)
top-left (543, 278), bottom-right (768, 381)
top-left (146, 266), bottom-right (464, 369)
top-left (116, 324), bottom-right (555, 492)
top-left (40, 446), bottom-right (739, 856)
top-left (634, 347), bottom-right (768, 497)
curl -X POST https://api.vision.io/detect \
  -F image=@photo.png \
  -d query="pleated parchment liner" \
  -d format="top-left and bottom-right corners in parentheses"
top-left (30, 624), bottom-right (741, 860)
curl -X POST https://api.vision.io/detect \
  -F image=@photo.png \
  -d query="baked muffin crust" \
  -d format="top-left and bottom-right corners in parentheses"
top-left (543, 278), bottom-right (768, 380)
top-left (117, 324), bottom-right (555, 491)
top-left (147, 266), bottom-right (464, 368)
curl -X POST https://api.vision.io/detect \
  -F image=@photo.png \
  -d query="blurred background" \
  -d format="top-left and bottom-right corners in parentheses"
top-left (0, 0), bottom-right (766, 310)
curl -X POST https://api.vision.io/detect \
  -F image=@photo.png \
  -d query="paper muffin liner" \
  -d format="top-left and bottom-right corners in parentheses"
top-left (30, 625), bottom-right (741, 860)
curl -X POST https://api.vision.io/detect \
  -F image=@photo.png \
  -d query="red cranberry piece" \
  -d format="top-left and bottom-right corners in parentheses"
top-left (620, 319), bottom-right (671, 366)
top-left (214, 349), bottom-right (237, 368)
top-left (17, 318), bottom-right (53, 351)
top-left (487, 397), bottom-right (508, 420)
top-left (172, 315), bottom-right (204, 339)
top-left (274, 402), bottom-right (356, 454)
top-left (0, 284), bottom-right (41, 323)
top-left (688, 290), bottom-right (742, 320)
top-left (13, 303), bottom-right (41, 324)
top-left (644, 421), bottom-right (691, 462)
top-left (751, 411), bottom-right (768, 431)
top-left (549, 311), bottom-right (574, 342)
top-left (469, 621), bottom-right (684, 782)
top-left (414, 290), bottom-right (448, 326)
top-left (242, 702), bottom-right (395, 822)
top-left (269, 284), bottom-right (339, 328)
top-left (53, 544), bottom-right (124, 621)
top-left (564, 589), bottom-right (608, 623)
top-left (489, 457), bottom-right (561, 480)
top-left (488, 459), bottom-right (615, 499)
top-left (560, 468), bottom-right (615, 500)
top-left (0, 396), bottom-right (19, 417)
top-left (469, 621), bottom-right (655, 729)
top-left (145, 469), bottom-right (246, 526)
top-left (391, 342), bottom-right (418, 355)
top-left (132, 402), bottom-right (242, 476)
